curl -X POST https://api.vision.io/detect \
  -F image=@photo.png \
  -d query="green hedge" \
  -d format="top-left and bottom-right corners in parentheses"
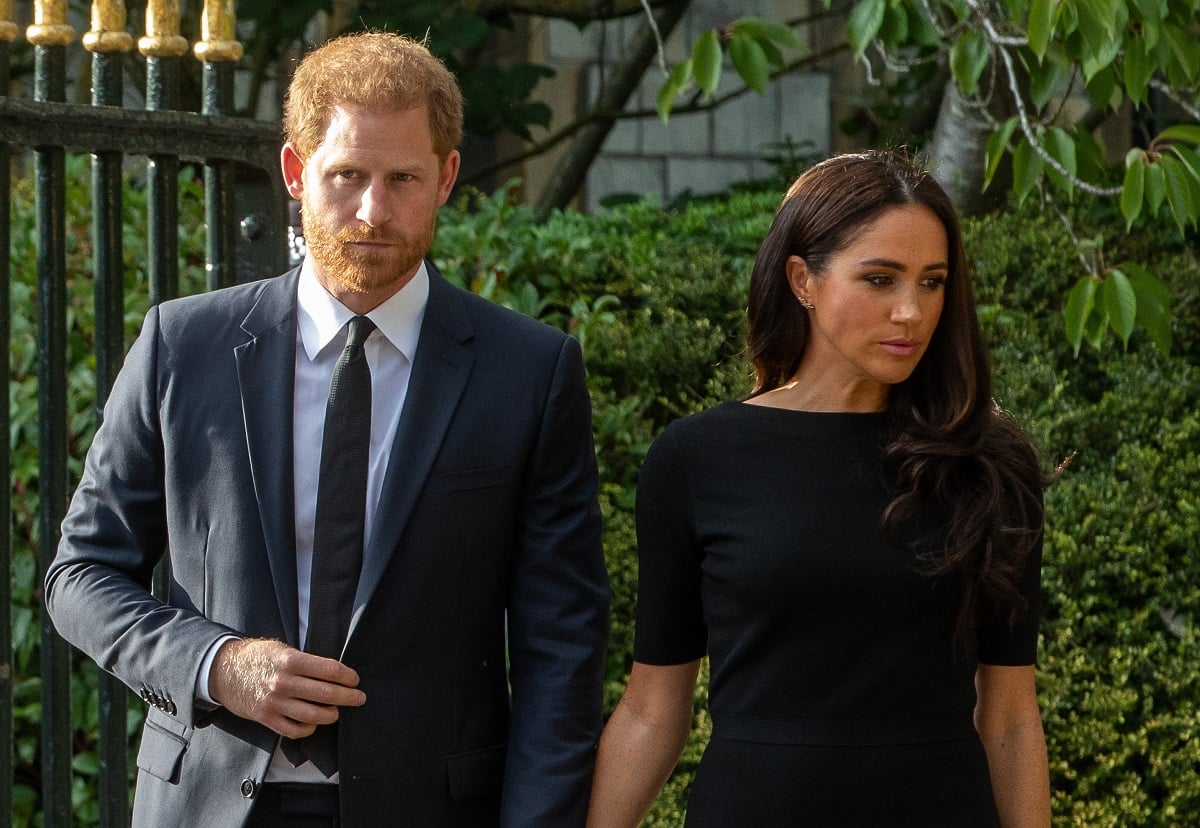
top-left (7, 157), bottom-right (210, 824)
top-left (8, 168), bottom-right (1199, 825)
top-left (438, 184), bottom-right (1200, 825)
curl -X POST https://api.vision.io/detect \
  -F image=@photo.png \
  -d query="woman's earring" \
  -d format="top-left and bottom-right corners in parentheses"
top-left (798, 296), bottom-right (815, 310)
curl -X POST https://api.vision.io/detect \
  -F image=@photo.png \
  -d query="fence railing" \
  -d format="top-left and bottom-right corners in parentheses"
top-left (1, 1), bottom-right (288, 823)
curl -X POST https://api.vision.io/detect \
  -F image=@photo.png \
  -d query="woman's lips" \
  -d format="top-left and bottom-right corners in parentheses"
top-left (880, 339), bottom-right (919, 356)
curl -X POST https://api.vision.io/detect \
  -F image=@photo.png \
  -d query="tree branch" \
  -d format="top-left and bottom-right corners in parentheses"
top-left (532, 1), bottom-right (691, 216)
top-left (461, 43), bottom-right (845, 189)
top-left (959, 0), bottom-right (1123, 197)
top-left (468, 0), bottom-right (678, 22)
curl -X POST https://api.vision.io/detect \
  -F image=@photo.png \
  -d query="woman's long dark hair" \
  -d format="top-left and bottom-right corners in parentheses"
top-left (747, 150), bottom-right (1045, 640)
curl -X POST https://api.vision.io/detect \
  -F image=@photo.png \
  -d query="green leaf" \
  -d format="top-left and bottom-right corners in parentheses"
top-left (1145, 158), bottom-right (1167, 214)
top-left (1168, 144), bottom-right (1200, 187)
top-left (1122, 36), bottom-right (1154, 107)
top-left (656, 58), bottom-right (692, 122)
top-left (729, 33), bottom-right (771, 94)
top-left (1122, 262), bottom-right (1173, 355)
top-left (1130, 0), bottom-right (1164, 32)
top-left (692, 30), bottom-right (723, 96)
top-left (1028, 44), bottom-right (1070, 109)
top-left (1085, 64), bottom-right (1122, 112)
top-left (655, 84), bottom-right (675, 122)
top-left (1121, 150), bottom-right (1146, 228)
top-left (984, 117), bottom-right (1019, 191)
top-left (1158, 124), bottom-right (1200, 145)
top-left (1134, 295), bottom-right (1173, 355)
top-left (1076, 0), bottom-right (1116, 58)
top-left (732, 17), bottom-right (801, 50)
top-left (1162, 155), bottom-right (1198, 230)
top-left (1121, 262), bottom-right (1169, 309)
top-left (1081, 33), bottom-right (1122, 82)
top-left (427, 12), bottom-right (490, 52)
top-left (1028, 0), bottom-right (1055, 61)
top-left (1071, 124), bottom-right (1108, 183)
top-left (757, 37), bottom-right (785, 68)
top-left (906, 2), bottom-right (941, 46)
top-left (879, 3), bottom-right (910, 45)
top-left (496, 63), bottom-right (556, 98)
top-left (1103, 269), bottom-right (1137, 345)
top-left (1084, 299), bottom-right (1110, 351)
top-left (72, 751), bottom-right (101, 776)
top-left (1045, 127), bottom-right (1078, 195)
top-left (848, 0), bottom-right (887, 59)
top-left (1013, 138), bottom-right (1045, 204)
top-left (1163, 23), bottom-right (1200, 84)
top-left (1064, 277), bottom-right (1098, 356)
top-left (950, 30), bottom-right (990, 95)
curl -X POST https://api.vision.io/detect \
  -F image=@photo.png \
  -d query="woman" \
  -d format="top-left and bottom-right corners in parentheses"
top-left (587, 151), bottom-right (1052, 827)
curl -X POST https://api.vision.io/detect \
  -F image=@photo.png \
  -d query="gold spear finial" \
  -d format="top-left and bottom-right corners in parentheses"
top-left (138, 0), bottom-right (189, 58)
top-left (193, 0), bottom-right (243, 62)
top-left (27, 0), bottom-right (78, 47)
top-left (83, 0), bottom-right (134, 53)
top-left (0, 0), bottom-right (20, 42)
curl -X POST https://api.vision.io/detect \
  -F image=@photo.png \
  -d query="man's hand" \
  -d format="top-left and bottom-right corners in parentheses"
top-left (209, 638), bottom-right (366, 737)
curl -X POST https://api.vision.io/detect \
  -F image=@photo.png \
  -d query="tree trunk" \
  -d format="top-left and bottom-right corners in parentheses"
top-left (534, 1), bottom-right (691, 217)
top-left (925, 77), bottom-right (1012, 215)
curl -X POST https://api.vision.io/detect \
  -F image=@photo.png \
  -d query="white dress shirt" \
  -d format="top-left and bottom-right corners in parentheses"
top-left (198, 260), bottom-right (428, 784)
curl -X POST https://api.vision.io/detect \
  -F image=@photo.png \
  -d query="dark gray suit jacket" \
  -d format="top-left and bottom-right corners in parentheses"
top-left (46, 263), bottom-right (610, 827)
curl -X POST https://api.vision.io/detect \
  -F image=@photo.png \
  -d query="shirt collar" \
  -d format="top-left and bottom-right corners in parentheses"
top-left (296, 259), bottom-right (429, 363)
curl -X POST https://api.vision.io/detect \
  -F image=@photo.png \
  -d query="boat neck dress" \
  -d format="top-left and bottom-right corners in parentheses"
top-left (632, 402), bottom-right (1042, 827)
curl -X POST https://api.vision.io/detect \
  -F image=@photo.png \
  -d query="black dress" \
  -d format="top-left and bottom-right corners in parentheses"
top-left (633, 403), bottom-right (1042, 827)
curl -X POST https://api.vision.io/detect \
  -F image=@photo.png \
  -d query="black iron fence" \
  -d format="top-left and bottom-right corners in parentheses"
top-left (1, 1), bottom-right (288, 823)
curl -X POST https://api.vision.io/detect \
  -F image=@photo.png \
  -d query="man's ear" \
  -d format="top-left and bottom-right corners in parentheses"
top-left (785, 255), bottom-right (813, 304)
top-left (280, 143), bottom-right (305, 200)
top-left (436, 149), bottom-right (461, 206)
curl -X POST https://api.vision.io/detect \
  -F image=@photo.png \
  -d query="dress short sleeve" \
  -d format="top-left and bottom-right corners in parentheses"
top-left (977, 523), bottom-right (1043, 666)
top-left (632, 426), bottom-right (707, 665)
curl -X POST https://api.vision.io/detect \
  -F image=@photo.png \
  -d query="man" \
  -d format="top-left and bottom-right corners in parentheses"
top-left (45, 32), bottom-right (610, 827)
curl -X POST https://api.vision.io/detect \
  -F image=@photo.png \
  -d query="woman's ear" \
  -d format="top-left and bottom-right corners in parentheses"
top-left (786, 255), bottom-right (812, 304)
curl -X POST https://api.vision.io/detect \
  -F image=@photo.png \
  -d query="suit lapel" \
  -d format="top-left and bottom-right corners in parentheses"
top-left (234, 269), bottom-right (302, 647)
top-left (348, 267), bottom-right (475, 639)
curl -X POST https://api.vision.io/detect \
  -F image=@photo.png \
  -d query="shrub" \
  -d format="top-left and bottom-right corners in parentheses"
top-left (461, 192), bottom-right (1200, 826)
top-left (10, 167), bottom-right (1200, 825)
top-left (8, 156), bottom-right (208, 824)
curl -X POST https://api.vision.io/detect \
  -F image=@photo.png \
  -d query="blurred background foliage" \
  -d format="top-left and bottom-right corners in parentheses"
top-left (8, 150), bottom-right (1200, 824)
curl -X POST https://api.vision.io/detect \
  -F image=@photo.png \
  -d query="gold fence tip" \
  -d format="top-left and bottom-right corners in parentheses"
top-left (193, 38), bottom-right (243, 62)
top-left (137, 33), bottom-right (189, 58)
top-left (26, 22), bottom-right (77, 47)
top-left (83, 29), bottom-right (134, 53)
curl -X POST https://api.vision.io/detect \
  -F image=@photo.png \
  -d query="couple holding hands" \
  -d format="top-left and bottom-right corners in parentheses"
top-left (46, 31), bottom-right (1050, 828)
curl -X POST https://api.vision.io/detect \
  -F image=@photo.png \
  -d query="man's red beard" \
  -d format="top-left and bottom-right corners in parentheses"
top-left (302, 210), bottom-right (434, 295)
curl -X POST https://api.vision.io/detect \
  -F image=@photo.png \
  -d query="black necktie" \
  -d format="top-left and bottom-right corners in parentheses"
top-left (290, 314), bottom-right (375, 776)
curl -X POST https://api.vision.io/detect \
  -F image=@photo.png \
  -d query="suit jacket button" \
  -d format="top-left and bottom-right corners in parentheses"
top-left (240, 778), bottom-right (256, 798)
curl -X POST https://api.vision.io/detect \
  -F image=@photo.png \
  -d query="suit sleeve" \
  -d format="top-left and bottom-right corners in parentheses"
top-left (500, 334), bottom-right (610, 827)
top-left (44, 306), bottom-right (235, 728)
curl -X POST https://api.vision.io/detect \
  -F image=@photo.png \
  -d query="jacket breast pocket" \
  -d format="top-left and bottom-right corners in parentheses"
top-left (136, 712), bottom-right (191, 784)
top-left (445, 742), bottom-right (506, 801)
top-left (423, 463), bottom-right (514, 494)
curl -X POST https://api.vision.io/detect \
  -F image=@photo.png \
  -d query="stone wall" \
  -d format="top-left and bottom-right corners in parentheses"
top-left (526, 1), bottom-right (830, 210)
